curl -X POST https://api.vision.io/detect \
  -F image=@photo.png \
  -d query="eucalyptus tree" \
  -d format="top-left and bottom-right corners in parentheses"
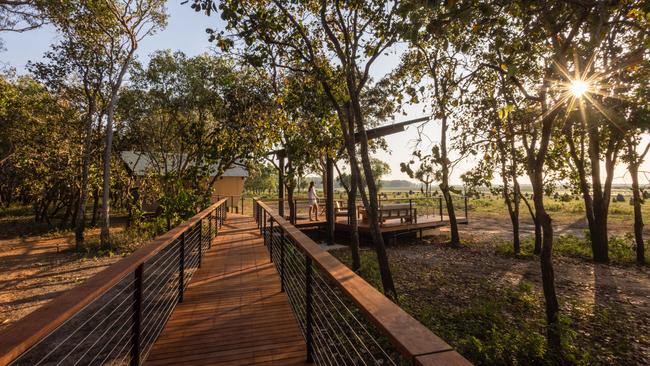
top-left (0, 75), bottom-right (83, 225)
top-left (625, 134), bottom-right (650, 264)
top-left (190, 0), bottom-right (411, 298)
top-left (88, 0), bottom-right (167, 246)
top-left (559, 2), bottom-right (649, 263)
top-left (472, 0), bottom-right (602, 349)
top-left (458, 68), bottom-right (528, 255)
top-left (29, 29), bottom-right (111, 249)
top-left (622, 39), bottom-right (650, 264)
top-left (394, 44), bottom-right (470, 246)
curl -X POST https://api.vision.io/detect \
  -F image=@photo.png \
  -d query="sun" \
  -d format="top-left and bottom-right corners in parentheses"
top-left (569, 79), bottom-right (589, 98)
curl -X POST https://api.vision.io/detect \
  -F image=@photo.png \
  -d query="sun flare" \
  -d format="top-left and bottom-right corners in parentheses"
top-left (569, 80), bottom-right (589, 98)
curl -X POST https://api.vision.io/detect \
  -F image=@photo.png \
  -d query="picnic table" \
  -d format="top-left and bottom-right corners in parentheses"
top-left (359, 203), bottom-right (417, 225)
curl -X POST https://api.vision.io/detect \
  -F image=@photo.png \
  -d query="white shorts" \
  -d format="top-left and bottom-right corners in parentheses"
top-left (309, 198), bottom-right (318, 206)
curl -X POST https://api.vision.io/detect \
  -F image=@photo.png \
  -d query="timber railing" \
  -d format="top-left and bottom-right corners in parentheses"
top-left (0, 198), bottom-right (229, 366)
top-left (263, 195), bottom-right (470, 225)
top-left (253, 199), bottom-right (472, 366)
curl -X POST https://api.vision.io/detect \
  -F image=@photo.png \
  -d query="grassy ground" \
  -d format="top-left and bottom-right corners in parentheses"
top-left (331, 242), bottom-right (650, 366)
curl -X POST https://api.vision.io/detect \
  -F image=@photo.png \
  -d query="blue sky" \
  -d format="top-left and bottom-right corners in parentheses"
top-left (1, 1), bottom-right (644, 186)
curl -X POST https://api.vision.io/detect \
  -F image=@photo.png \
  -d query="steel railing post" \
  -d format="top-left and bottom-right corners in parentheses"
top-left (269, 218), bottom-right (274, 263)
top-left (280, 230), bottom-right (285, 293)
top-left (208, 212), bottom-right (212, 248)
top-left (179, 232), bottom-right (185, 303)
top-left (198, 221), bottom-right (202, 269)
top-left (131, 264), bottom-right (144, 366)
top-left (305, 257), bottom-right (314, 363)
top-left (241, 196), bottom-right (244, 215)
top-left (263, 211), bottom-right (267, 246)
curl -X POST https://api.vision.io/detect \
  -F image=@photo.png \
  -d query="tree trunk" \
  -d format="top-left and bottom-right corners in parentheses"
top-left (531, 168), bottom-right (560, 348)
top-left (630, 163), bottom-right (645, 264)
top-left (591, 196), bottom-right (609, 262)
top-left (75, 104), bottom-right (95, 250)
top-left (100, 49), bottom-right (136, 246)
top-left (501, 174), bottom-right (519, 255)
top-left (349, 97), bottom-right (397, 300)
top-left (287, 183), bottom-right (296, 223)
top-left (91, 188), bottom-right (99, 227)
top-left (349, 158), bottom-right (361, 272)
top-left (440, 117), bottom-right (460, 247)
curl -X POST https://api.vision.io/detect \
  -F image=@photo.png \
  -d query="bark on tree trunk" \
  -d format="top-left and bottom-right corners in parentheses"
top-left (75, 104), bottom-right (95, 250)
top-left (630, 163), bottom-right (645, 264)
top-left (349, 161), bottom-right (361, 272)
top-left (287, 184), bottom-right (296, 224)
top-left (100, 49), bottom-right (136, 247)
top-left (91, 188), bottom-right (99, 227)
top-left (440, 117), bottom-right (460, 247)
top-left (531, 169), bottom-right (560, 348)
top-left (350, 97), bottom-right (397, 300)
top-left (100, 108), bottom-right (113, 246)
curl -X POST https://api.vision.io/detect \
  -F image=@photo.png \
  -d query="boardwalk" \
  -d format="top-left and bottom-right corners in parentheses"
top-left (145, 214), bottom-right (308, 366)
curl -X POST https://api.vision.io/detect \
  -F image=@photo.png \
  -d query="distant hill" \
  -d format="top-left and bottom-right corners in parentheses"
top-left (380, 180), bottom-right (420, 188)
top-left (304, 176), bottom-right (420, 189)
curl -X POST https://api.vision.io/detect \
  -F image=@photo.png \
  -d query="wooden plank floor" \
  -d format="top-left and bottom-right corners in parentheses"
top-left (145, 214), bottom-right (309, 366)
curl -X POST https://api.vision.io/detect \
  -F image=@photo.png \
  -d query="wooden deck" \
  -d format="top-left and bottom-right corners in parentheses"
top-left (145, 214), bottom-right (308, 366)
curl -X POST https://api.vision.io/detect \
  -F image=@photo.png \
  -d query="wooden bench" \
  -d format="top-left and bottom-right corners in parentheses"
top-left (335, 201), bottom-right (351, 217)
top-left (359, 203), bottom-right (417, 225)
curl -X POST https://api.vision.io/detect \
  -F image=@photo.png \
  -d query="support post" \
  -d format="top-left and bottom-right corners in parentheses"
top-left (178, 232), bottom-right (185, 303)
top-left (263, 211), bottom-right (267, 246)
top-left (208, 212), bottom-right (212, 248)
top-left (305, 257), bottom-right (314, 363)
top-left (280, 230), bottom-right (285, 293)
top-left (439, 197), bottom-right (443, 221)
top-left (131, 264), bottom-right (143, 366)
top-left (326, 156), bottom-right (334, 246)
top-left (278, 152), bottom-right (285, 217)
top-left (269, 218), bottom-right (274, 263)
top-left (198, 222), bottom-right (202, 268)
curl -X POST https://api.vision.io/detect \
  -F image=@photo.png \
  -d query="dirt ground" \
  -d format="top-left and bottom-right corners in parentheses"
top-left (464, 211), bottom-right (650, 239)
top-left (0, 219), bottom-right (124, 331)
top-left (395, 213), bottom-right (650, 365)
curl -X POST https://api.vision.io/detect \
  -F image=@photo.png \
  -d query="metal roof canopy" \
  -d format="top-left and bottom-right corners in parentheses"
top-left (267, 116), bottom-right (430, 157)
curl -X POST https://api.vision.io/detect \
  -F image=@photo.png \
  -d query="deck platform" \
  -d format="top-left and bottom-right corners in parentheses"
top-left (293, 215), bottom-right (468, 234)
top-left (145, 214), bottom-right (308, 366)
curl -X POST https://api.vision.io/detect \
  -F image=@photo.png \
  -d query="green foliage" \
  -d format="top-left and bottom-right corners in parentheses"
top-left (497, 234), bottom-right (643, 266)
top-left (158, 183), bottom-right (201, 228)
top-left (245, 161), bottom-right (277, 195)
top-left (332, 249), bottom-right (590, 365)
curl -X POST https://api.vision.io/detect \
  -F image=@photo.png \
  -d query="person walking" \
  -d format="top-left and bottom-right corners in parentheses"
top-left (308, 181), bottom-right (319, 221)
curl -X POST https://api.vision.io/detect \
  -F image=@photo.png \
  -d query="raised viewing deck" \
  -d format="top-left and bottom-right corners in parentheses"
top-left (0, 198), bottom-right (471, 366)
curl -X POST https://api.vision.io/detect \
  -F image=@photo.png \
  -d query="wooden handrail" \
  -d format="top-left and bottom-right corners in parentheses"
top-left (0, 198), bottom-right (228, 365)
top-left (255, 199), bottom-right (471, 365)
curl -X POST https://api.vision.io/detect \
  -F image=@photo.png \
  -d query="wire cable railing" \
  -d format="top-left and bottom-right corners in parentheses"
top-left (262, 195), bottom-right (470, 226)
top-left (253, 199), bottom-right (472, 366)
top-left (0, 198), bottom-right (229, 366)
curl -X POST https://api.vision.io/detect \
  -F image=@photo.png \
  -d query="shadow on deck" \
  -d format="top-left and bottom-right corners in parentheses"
top-left (145, 214), bottom-right (308, 366)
